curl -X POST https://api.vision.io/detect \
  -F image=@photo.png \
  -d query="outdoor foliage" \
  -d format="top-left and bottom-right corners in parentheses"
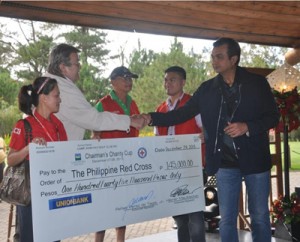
top-left (273, 87), bottom-right (300, 132)
top-left (271, 192), bottom-right (300, 224)
top-left (15, 35), bottom-right (53, 80)
top-left (0, 17), bottom-right (299, 153)
top-left (240, 43), bottom-right (287, 69)
top-left (130, 39), bottom-right (213, 113)
top-left (0, 68), bottom-right (21, 106)
top-left (0, 105), bottom-right (22, 137)
top-left (2, 20), bottom-right (55, 81)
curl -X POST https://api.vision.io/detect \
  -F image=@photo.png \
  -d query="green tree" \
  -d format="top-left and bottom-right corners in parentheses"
top-left (62, 26), bottom-right (110, 69)
top-left (240, 44), bottom-right (287, 69)
top-left (79, 63), bottom-right (110, 104)
top-left (3, 20), bottom-right (55, 81)
top-left (0, 23), bottom-right (15, 70)
top-left (15, 35), bottom-right (53, 80)
top-left (0, 20), bottom-right (58, 136)
top-left (0, 105), bottom-right (21, 137)
top-left (130, 38), bottom-right (212, 113)
top-left (128, 39), bottom-right (157, 78)
top-left (61, 26), bottom-right (114, 102)
top-left (0, 68), bottom-right (21, 106)
top-left (0, 68), bottom-right (22, 136)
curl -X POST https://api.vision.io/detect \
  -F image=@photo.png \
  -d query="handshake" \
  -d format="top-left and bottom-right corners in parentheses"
top-left (130, 114), bottom-right (152, 130)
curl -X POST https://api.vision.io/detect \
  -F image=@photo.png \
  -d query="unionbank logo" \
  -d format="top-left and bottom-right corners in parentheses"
top-left (75, 153), bottom-right (81, 161)
top-left (137, 147), bottom-right (147, 158)
top-left (49, 194), bottom-right (92, 210)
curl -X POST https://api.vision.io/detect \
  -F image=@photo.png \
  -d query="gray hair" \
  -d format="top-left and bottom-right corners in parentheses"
top-left (47, 44), bottom-right (80, 77)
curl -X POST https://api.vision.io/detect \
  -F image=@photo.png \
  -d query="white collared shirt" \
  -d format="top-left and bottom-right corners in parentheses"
top-left (154, 93), bottom-right (202, 135)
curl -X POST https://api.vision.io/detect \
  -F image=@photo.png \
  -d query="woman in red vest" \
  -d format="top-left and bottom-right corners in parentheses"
top-left (8, 77), bottom-right (67, 242)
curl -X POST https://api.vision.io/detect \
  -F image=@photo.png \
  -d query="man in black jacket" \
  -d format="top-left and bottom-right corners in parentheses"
top-left (144, 38), bottom-right (279, 242)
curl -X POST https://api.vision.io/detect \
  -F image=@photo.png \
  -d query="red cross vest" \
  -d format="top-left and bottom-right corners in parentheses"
top-left (156, 93), bottom-right (206, 167)
top-left (98, 95), bottom-right (139, 139)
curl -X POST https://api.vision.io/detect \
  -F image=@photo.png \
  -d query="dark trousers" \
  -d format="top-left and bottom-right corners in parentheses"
top-left (173, 211), bottom-right (206, 242)
top-left (17, 205), bottom-right (33, 242)
top-left (17, 205), bottom-right (60, 242)
top-left (0, 161), bottom-right (5, 183)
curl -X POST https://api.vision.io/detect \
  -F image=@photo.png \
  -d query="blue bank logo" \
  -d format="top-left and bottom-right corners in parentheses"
top-left (49, 194), bottom-right (92, 210)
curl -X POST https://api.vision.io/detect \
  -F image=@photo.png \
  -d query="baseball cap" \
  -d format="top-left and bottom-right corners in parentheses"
top-left (109, 66), bottom-right (138, 80)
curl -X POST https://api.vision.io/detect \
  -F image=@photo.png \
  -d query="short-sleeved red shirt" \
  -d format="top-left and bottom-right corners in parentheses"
top-left (10, 111), bottom-right (67, 153)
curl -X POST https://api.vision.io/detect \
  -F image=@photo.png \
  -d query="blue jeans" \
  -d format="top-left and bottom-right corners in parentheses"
top-left (173, 211), bottom-right (206, 242)
top-left (216, 168), bottom-right (271, 242)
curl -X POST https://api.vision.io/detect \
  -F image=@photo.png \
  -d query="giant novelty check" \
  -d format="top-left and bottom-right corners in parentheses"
top-left (29, 134), bottom-right (205, 242)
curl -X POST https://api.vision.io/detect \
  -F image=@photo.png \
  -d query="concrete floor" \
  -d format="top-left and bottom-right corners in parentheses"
top-left (127, 229), bottom-right (291, 242)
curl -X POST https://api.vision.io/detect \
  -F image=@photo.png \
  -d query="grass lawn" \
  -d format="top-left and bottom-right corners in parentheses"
top-left (271, 141), bottom-right (300, 171)
top-left (286, 141), bottom-right (300, 170)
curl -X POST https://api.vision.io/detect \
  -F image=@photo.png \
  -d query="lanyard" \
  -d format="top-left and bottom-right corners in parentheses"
top-left (32, 112), bottom-right (60, 141)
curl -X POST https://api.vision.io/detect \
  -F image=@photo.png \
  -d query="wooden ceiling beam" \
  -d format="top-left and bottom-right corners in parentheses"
top-left (0, 1), bottom-right (299, 48)
top-left (155, 2), bottom-right (300, 23)
top-left (5, 1), bottom-right (298, 38)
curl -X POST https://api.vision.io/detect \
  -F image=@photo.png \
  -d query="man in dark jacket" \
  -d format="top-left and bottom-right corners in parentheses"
top-left (144, 38), bottom-right (279, 242)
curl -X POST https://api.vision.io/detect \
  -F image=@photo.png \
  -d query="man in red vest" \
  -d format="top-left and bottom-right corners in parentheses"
top-left (93, 66), bottom-right (140, 242)
top-left (154, 66), bottom-right (206, 242)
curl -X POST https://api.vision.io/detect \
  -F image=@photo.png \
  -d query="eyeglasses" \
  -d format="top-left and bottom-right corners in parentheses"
top-left (65, 62), bottom-right (81, 67)
top-left (70, 62), bottom-right (81, 67)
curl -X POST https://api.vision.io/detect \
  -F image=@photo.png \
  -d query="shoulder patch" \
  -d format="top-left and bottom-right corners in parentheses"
top-left (13, 127), bottom-right (21, 135)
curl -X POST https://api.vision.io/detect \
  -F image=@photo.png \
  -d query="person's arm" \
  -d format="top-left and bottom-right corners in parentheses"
top-left (8, 120), bottom-right (50, 166)
top-left (8, 136), bottom-right (48, 166)
top-left (7, 146), bottom-right (29, 166)
top-left (225, 77), bottom-right (279, 138)
top-left (8, 136), bottom-right (47, 166)
top-left (245, 77), bottom-right (279, 136)
top-left (58, 78), bottom-right (133, 131)
top-left (91, 101), bottom-right (104, 140)
top-left (47, 73), bottom-right (143, 131)
top-left (149, 95), bottom-right (200, 127)
top-left (62, 93), bottom-right (131, 131)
